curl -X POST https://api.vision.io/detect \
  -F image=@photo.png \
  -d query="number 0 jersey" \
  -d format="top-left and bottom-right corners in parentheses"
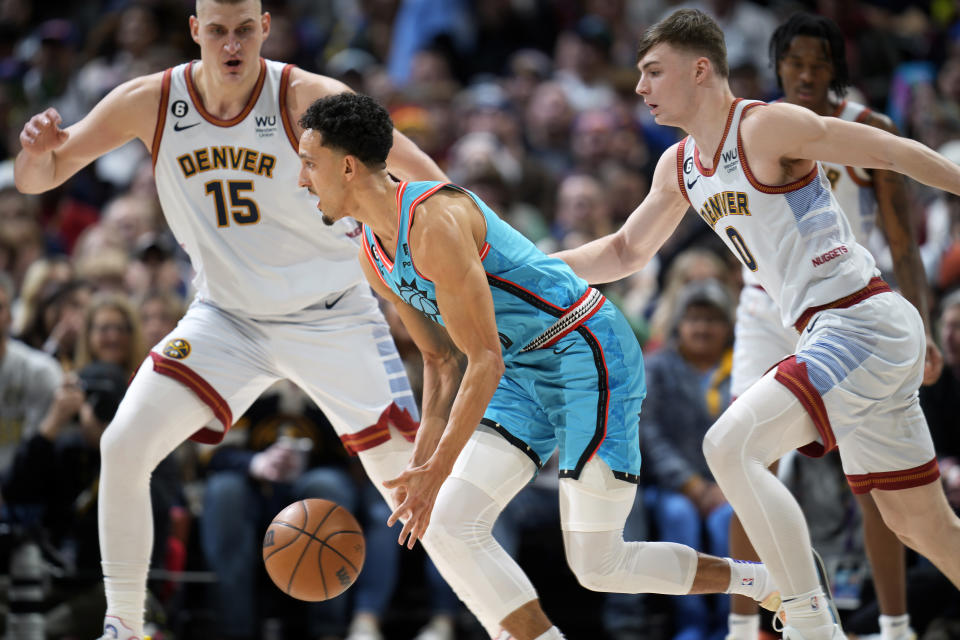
top-left (153, 58), bottom-right (364, 316)
top-left (678, 98), bottom-right (878, 329)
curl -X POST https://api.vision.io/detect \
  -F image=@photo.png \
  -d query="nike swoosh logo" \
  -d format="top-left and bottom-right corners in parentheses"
top-left (806, 316), bottom-right (819, 333)
top-left (686, 175), bottom-right (700, 189)
top-left (552, 342), bottom-right (575, 355)
top-left (173, 121), bottom-right (200, 132)
top-left (324, 291), bottom-right (348, 309)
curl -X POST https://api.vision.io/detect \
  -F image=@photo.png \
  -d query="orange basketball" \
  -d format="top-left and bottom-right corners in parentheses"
top-left (262, 498), bottom-right (365, 601)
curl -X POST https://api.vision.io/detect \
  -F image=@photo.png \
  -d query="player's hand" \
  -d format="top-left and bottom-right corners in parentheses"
top-left (20, 108), bottom-right (69, 156)
top-left (382, 461), bottom-right (449, 549)
top-left (922, 335), bottom-right (943, 386)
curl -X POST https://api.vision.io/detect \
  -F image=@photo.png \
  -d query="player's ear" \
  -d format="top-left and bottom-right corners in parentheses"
top-left (342, 155), bottom-right (356, 181)
top-left (189, 15), bottom-right (200, 45)
top-left (260, 11), bottom-right (271, 39)
top-left (695, 57), bottom-right (709, 82)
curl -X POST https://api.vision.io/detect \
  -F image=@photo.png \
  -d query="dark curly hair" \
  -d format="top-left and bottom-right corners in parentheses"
top-left (298, 93), bottom-right (393, 167)
top-left (770, 13), bottom-right (849, 98)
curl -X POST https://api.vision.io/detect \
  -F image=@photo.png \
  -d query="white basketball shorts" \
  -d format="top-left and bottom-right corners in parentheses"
top-left (148, 284), bottom-right (419, 453)
top-left (773, 288), bottom-right (938, 493)
top-left (731, 285), bottom-right (798, 398)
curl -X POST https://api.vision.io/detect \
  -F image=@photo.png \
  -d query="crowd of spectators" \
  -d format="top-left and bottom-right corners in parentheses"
top-left (1, 1), bottom-right (960, 639)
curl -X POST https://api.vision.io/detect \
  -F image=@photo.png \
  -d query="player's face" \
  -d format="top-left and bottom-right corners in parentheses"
top-left (635, 43), bottom-right (698, 127)
top-left (777, 35), bottom-right (834, 111)
top-left (298, 129), bottom-right (348, 226)
top-left (191, 0), bottom-right (269, 84)
top-left (941, 305), bottom-right (960, 366)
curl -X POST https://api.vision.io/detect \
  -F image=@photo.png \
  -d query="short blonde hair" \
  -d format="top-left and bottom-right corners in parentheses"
top-left (637, 9), bottom-right (729, 78)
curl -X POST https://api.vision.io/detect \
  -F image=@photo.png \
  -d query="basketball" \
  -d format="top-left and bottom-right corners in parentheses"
top-left (262, 498), bottom-right (366, 601)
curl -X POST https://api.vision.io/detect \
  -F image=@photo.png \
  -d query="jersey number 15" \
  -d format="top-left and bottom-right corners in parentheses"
top-left (204, 180), bottom-right (261, 227)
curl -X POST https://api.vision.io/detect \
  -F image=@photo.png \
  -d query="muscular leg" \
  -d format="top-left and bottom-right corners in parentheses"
top-left (703, 371), bottom-right (835, 637)
top-left (727, 463), bottom-right (778, 640)
top-left (871, 483), bottom-right (960, 589)
top-left (559, 457), bottom-right (772, 602)
top-left (855, 491), bottom-right (907, 616)
top-left (358, 428), bottom-right (536, 638)
top-left (99, 362), bottom-right (218, 638)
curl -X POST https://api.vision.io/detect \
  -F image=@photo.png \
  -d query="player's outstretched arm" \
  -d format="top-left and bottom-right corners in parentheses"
top-left (288, 69), bottom-right (447, 182)
top-left (751, 102), bottom-right (960, 196)
top-left (14, 73), bottom-right (162, 194)
top-left (553, 144), bottom-right (690, 284)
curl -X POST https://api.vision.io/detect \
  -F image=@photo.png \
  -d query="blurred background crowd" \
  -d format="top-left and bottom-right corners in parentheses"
top-left (0, 0), bottom-right (959, 639)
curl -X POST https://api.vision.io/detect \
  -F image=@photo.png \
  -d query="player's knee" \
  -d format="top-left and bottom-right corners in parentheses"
top-left (702, 421), bottom-right (738, 476)
top-left (564, 538), bottom-right (620, 592)
top-left (428, 500), bottom-right (489, 550)
top-left (99, 415), bottom-right (137, 465)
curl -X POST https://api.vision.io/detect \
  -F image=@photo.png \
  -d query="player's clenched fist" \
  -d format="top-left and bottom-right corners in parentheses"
top-left (20, 107), bottom-right (69, 154)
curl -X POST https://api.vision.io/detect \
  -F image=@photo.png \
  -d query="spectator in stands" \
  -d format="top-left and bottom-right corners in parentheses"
top-left (0, 270), bottom-right (61, 475)
top-left (17, 277), bottom-right (92, 371)
top-left (73, 292), bottom-right (145, 379)
top-left (640, 279), bottom-right (736, 640)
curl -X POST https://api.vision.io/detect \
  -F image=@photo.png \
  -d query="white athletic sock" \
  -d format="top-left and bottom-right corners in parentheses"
top-left (879, 614), bottom-right (911, 640)
top-left (782, 588), bottom-right (834, 638)
top-left (725, 558), bottom-right (775, 603)
top-left (727, 613), bottom-right (760, 640)
top-left (533, 627), bottom-right (565, 640)
top-left (102, 563), bottom-right (148, 638)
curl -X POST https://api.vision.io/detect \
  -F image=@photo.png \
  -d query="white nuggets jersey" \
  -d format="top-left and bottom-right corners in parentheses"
top-left (741, 99), bottom-right (878, 289)
top-left (153, 59), bottom-right (363, 316)
top-left (678, 99), bottom-right (878, 328)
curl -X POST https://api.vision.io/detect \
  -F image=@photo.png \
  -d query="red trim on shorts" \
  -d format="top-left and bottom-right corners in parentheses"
top-left (152, 68), bottom-right (172, 169)
top-left (278, 63), bottom-right (299, 152)
top-left (185, 58), bottom-right (266, 127)
top-left (677, 138), bottom-right (691, 205)
top-left (694, 99), bottom-right (741, 176)
top-left (793, 277), bottom-right (891, 333)
top-left (846, 458), bottom-right (940, 495)
top-left (540, 290), bottom-right (606, 349)
top-left (149, 352), bottom-right (233, 444)
top-left (339, 402), bottom-right (419, 455)
top-left (774, 355), bottom-right (835, 457)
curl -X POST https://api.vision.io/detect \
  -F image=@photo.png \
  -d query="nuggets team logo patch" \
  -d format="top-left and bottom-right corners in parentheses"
top-left (163, 338), bottom-right (191, 360)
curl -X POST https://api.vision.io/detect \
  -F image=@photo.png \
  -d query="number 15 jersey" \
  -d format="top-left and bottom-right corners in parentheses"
top-left (677, 98), bottom-right (878, 329)
top-left (153, 58), bottom-right (364, 316)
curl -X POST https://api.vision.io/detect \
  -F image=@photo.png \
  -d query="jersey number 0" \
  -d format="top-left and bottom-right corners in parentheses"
top-left (205, 180), bottom-right (261, 227)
